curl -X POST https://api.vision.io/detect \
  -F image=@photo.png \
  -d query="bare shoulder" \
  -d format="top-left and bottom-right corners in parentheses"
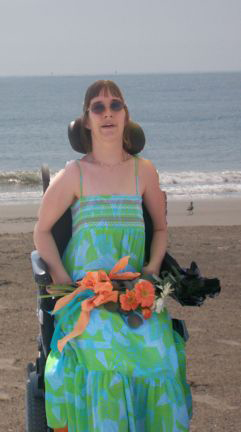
top-left (138, 157), bottom-right (158, 177)
top-left (37, 160), bottom-right (81, 226)
top-left (138, 157), bottom-right (156, 170)
top-left (50, 159), bottom-right (80, 185)
top-left (137, 157), bottom-right (159, 194)
top-left (64, 159), bottom-right (81, 177)
top-left (42, 159), bottom-right (81, 203)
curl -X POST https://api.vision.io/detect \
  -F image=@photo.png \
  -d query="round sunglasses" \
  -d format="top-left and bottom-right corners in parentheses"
top-left (89, 99), bottom-right (125, 115)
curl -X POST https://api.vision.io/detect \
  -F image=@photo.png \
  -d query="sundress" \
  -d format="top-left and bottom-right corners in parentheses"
top-left (44, 158), bottom-right (192, 431)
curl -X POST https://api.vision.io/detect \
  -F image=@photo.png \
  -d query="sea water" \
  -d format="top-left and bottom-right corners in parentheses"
top-left (0, 72), bottom-right (240, 203)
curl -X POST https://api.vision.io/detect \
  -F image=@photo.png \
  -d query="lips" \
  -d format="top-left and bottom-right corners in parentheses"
top-left (102, 123), bottom-right (115, 128)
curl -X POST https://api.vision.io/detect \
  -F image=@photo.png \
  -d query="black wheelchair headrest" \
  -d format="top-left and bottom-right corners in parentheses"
top-left (68, 117), bottom-right (145, 155)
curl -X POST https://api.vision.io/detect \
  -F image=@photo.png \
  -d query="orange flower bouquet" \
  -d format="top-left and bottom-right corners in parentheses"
top-left (42, 256), bottom-right (174, 351)
top-left (40, 254), bottom-right (221, 352)
top-left (114, 275), bottom-right (173, 328)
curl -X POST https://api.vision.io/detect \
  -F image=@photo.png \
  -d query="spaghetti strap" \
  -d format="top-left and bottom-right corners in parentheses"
top-left (75, 160), bottom-right (83, 198)
top-left (134, 156), bottom-right (139, 195)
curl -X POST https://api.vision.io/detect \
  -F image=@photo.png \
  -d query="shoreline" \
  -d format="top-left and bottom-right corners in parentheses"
top-left (0, 197), bottom-right (240, 233)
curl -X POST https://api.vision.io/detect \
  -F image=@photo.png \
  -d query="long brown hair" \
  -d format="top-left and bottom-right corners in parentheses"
top-left (82, 80), bottom-right (132, 153)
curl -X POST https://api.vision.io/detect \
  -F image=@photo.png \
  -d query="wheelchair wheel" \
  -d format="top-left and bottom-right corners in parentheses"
top-left (25, 363), bottom-right (51, 432)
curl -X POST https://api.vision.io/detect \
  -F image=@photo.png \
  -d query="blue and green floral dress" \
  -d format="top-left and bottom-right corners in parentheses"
top-left (44, 158), bottom-right (192, 431)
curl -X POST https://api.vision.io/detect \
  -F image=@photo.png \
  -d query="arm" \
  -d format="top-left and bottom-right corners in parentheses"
top-left (141, 160), bottom-right (167, 275)
top-left (33, 161), bottom-right (80, 284)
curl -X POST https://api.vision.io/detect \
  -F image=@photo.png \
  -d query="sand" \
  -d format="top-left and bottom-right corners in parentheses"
top-left (0, 199), bottom-right (241, 431)
top-left (0, 197), bottom-right (240, 233)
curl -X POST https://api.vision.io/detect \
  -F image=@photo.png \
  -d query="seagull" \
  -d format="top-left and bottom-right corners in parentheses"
top-left (187, 201), bottom-right (194, 215)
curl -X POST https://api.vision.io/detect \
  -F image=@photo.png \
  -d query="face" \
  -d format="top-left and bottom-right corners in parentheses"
top-left (85, 89), bottom-right (127, 142)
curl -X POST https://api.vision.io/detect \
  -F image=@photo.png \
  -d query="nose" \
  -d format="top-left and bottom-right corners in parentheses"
top-left (104, 107), bottom-right (113, 117)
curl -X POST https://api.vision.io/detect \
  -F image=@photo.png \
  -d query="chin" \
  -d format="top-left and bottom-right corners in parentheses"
top-left (101, 129), bottom-right (122, 140)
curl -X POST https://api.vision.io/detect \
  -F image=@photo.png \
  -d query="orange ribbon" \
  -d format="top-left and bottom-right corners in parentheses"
top-left (52, 256), bottom-right (140, 352)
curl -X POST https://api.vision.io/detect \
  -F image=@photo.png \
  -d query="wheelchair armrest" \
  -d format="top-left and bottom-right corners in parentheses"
top-left (172, 318), bottom-right (189, 342)
top-left (31, 250), bottom-right (52, 285)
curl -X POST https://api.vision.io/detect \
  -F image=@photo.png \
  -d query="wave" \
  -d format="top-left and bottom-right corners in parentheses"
top-left (0, 170), bottom-right (43, 186)
top-left (158, 170), bottom-right (241, 198)
top-left (0, 169), bottom-right (241, 202)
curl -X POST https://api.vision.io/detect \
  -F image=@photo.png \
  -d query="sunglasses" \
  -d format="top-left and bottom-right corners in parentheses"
top-left (88, 99), bottom-right (125, 115)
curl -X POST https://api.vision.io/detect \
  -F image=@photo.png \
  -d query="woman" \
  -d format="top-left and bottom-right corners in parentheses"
top-left (34, 80), bottom-right (192, 431)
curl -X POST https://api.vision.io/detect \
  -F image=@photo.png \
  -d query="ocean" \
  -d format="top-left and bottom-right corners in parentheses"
top-left (0, 72), bottom-right (240, 203)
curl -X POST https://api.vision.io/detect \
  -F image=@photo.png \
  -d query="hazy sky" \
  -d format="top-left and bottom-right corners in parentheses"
top-left (0, 0), bottom-right (240, 76)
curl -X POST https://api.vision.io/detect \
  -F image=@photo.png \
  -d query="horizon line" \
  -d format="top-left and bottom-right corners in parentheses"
top-left (0, 69), bottom-right (241, 79)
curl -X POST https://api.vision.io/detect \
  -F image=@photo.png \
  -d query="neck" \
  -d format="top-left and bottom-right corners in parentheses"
top-left (91, 141), bottom-right (126, 166)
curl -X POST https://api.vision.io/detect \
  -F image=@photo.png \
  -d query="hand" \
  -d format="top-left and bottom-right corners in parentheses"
top-left (51, 269), bottom-right (72, 285)
top-left (142, 264), bottom-right (160, 276)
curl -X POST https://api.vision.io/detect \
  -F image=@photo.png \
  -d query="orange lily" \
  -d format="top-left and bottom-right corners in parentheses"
top-left (109, 256), bottom-right (140, 280)
top-left (53, 256), bottom-right (140, 353)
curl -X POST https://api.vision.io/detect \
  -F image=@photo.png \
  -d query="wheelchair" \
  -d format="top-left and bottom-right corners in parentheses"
top-left (25, 121), bottom-right (190, 432)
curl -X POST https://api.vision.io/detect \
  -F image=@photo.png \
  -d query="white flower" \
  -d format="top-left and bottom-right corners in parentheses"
top-left (155, 297), bottom-right (164, 313)
top-left (151, 280), bottom-right (174, 313)
top-left (161, 282), bottom-right (173, 297)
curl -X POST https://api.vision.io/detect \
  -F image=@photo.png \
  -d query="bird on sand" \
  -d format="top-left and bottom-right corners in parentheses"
top-left (187, 201), bottom-right (194, 215)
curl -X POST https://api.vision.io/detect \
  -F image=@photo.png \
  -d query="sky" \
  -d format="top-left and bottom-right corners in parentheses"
top-left (0, 0), bottom-right (240, 76)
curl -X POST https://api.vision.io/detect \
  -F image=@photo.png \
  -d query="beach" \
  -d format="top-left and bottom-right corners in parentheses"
top-left (0, 197), bottom-right (241, 234)
top-left (0, 199), bottom-right (241, 431)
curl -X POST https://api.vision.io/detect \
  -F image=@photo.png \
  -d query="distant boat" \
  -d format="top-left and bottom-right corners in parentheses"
top-left (187, 201), bottom-right (194, 215)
